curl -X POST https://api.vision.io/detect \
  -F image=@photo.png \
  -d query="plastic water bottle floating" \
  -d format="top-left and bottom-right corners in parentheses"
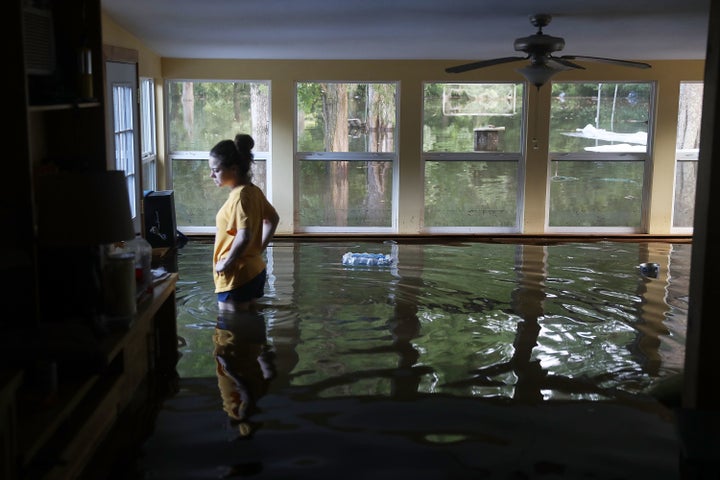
top-left (342, 252), bottom-right (394, 267)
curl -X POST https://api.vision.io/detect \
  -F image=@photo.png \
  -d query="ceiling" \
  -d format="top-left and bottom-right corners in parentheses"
top-left (100, 0), bottom-right (710, 62)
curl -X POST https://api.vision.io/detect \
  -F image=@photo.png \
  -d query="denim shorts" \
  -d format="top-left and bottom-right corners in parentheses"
top-left (217, 269), bottom-right (267, 303)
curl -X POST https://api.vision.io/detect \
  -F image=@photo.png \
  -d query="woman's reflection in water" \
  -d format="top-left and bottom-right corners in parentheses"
top-left (213, 311), bottom-right (276, 439)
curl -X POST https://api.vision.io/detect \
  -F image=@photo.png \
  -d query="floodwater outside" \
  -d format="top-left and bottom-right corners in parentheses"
top-left (135, 238), bottom-right (690, 479)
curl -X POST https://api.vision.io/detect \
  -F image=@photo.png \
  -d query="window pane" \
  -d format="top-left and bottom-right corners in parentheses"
top-left (140, 78), bottom-right (156, 157)
top-left (424, 161), bottom-right (518, 226)
top-left (673, 160), bottom-right (698, 228)
top-left (168, 81), bottom-right (270, 152)
top-left (550, 83), bottom-right (651, 153)
top-left (423, 83), bottom-right (524, 153)
top-left (298, 160), bottom-right (392, 227)
top-left (673, 82), bottom-right (703, 229)
top-left (140, 77), bottom-right (156, 192)
top-left (142, 160), bottom-right (156, 192)
top-left (422, 82), bottom-right (524, 231)
top-left (548, 161), bottom-right (643, 227)
top-left (548, 82), bottom-right (652, 230)
top-left (297, 82), bottom-right (396, 153)
top-left (173, 158), bottom-right (267, 227)
top-left (112, 84), bottom-right (137, 216)
top-left (296, 82), bottom-right (397, 230)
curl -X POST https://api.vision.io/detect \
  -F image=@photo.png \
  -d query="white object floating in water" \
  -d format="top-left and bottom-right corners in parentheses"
top-left (342, 252), bottom-right (394, 267)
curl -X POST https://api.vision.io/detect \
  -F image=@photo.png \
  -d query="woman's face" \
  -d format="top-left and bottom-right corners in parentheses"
top-left (209, 155), bottom-right (233, 187)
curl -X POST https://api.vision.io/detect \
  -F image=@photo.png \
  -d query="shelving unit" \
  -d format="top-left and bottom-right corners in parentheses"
top-left (13, 274), bottom-right (179, 480)
top-left (6, 0), bottom-right (109, 332)
top-left (23, 0), bottom-right (106, 168)
top-left (3, 1), bottom-right (181, 478)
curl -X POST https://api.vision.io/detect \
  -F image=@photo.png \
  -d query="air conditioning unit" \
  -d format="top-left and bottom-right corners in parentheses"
top-left (23, 6), bottom-right (55, 75)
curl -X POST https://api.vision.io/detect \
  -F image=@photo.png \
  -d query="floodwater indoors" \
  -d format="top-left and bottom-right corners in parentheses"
top-left (126, 239), bottom-right (691, 479)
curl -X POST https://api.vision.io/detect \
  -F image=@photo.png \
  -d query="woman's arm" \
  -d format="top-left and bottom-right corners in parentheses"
top-left (261, 209), bottom-right (279, 251)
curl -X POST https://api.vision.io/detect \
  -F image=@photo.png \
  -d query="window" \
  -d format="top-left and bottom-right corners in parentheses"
top-left (422, 82), bottom-right (525, 232)
top-left (111, 83), bottom-right (138, 219)
top-left (548, 82), bottom-right (654, 231)
top-left (673, 82), bottom-right (703, 231)
top-left (166, 80), bottom-right (270, 232)
top-left (140, 77), bottom-right (157, 192)
top-left (106, 61), bottom-right (142, 232)
top-left (296, 82), bottom-right (397, 231)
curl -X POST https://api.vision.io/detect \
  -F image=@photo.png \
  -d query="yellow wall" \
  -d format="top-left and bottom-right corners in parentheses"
top-left (102, 14), bottom-right (704, 236)
top-left (102, 13), bottom-right (167, 189)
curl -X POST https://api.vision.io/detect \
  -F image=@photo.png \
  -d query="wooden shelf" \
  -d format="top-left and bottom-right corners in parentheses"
top-left (13, 274), bottom-right (178, 480)
top-left (28, 101), bottom-right (102, 112)
top-left (35, 375), bottom-right (126, 480)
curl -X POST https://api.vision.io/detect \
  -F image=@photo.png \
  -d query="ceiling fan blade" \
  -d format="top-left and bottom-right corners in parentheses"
top-left (559, 55), bottom-right (651, 69)
top-left (547, 57), bottom-right (586, 70)
top-left (446, 56), bottom-right (525, 73)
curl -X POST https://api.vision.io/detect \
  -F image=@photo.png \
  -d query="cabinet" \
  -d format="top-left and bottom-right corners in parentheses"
top-left (5, 0), bottom-right (108, 330)
top-left (22, 0), bottom-right (107, 169)
top-left (1, 372), bottom-right (23, 480)
top-left (2, 2), bottom-right (179, 479)
top-left (5, 274), bottom-right (179, 480)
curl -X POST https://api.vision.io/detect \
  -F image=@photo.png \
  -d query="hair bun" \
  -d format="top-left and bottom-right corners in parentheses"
top-left (235, 133), bottom-right (255, 152)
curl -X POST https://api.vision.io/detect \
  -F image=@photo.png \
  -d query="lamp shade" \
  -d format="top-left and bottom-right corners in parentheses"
top-left (516, 64), bottom-right (559, 88)
top-left (37, 170), bottom-right (135, 246)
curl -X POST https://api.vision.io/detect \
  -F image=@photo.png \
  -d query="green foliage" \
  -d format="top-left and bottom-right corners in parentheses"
top-left (548, 161), bottom-right (644, 226)
top-left (299, 160), bottom-right (392, 226)
top-left (550, 82), bottom-right (651, 152)
top-left (173, 159), bottom-right (226, 226)
top-left (422, 83), bottom-right (524, 153)
top-left (424, 161), bottom-right (517, 226)
top-left (168, 81), bottom-right (266, 151)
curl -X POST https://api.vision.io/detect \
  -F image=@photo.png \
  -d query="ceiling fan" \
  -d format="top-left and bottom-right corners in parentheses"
top-left (446, 14), bottom-right (651, 88)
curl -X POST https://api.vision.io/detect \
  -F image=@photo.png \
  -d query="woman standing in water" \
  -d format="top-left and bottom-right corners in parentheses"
top-left (209, 133), bottom-right (279, 313)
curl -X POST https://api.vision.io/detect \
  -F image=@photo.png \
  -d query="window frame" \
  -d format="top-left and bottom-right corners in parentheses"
top-left (294, 81), bottom-right (400, 234)
top-left (545, 81), bottom-right (656, 234)
top-left (140, 77), bottom-right (157, 192)
top-left (421, 81), bottom-right (527, 234)
top-left (165, 79), bottom-right (272, 235)
top-left (110, 82), bottom-right (138, 220)
top-left (671, 81), bottom-right (703, 234)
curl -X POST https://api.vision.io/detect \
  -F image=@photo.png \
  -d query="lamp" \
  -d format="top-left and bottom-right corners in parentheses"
top-left (516, 63), bottom-right (559, 89)
top-left (36, 170), bottom-right (135, 325)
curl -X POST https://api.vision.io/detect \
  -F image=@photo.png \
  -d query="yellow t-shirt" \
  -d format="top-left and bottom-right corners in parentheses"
top-left (213, 184), bottom-right (276, 293)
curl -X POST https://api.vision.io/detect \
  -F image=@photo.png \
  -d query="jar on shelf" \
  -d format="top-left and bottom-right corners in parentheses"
top-left (126, 234), bottom-right (153, 298)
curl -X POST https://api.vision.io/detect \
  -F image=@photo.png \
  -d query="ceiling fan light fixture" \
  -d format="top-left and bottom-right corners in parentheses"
top-left (516, 63), bottom-right (558, 88)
